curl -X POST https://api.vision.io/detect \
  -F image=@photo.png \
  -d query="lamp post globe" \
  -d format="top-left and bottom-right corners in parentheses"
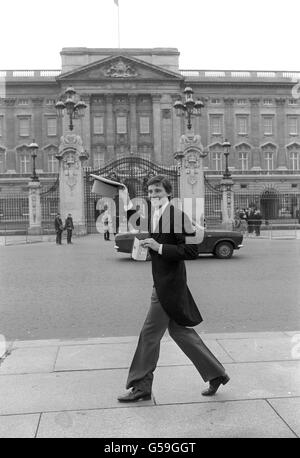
top-left (55, 87), bottom-right (86, 131)
top-left (173, 86), bottom-right (204, 130)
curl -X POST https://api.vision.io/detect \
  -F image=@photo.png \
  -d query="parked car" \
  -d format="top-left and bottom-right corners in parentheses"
top-left (114, 229), bottom-right (243, 259)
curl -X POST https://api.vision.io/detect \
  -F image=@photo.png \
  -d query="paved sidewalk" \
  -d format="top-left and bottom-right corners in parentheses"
top-left (0, 331), bottom-right (299, 438)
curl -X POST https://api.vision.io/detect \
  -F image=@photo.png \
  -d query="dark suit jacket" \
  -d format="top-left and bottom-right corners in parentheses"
top-left (147, 203), bottom-right (203, 327)
top-left (54, 216), bottom-right (63, 232)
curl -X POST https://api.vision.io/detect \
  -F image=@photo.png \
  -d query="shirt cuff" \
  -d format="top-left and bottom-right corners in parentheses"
top-left (158, 244), bottom-right (163, 255)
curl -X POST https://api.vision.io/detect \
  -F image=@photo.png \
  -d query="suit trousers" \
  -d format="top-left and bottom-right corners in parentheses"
top-left (126, 288), bottom-right (226, 392)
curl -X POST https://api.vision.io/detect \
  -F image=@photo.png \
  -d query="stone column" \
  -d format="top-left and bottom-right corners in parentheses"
top-left (174, 133), bottom-right (208, 229)
top-left (171, 94), bottom-right (182, 155)
top-left (223, 97), bottom-right (235, 143)
top-left (152, 94), bottom-right (162, 163)
top-left (31, 97), bottom-right (44, 171)
top-left (56, 134), bottom-right (89, 234)
top-left (80, 94), bottom-right (91, 163)
top-left (129, 95), bottom-right (138, 154)
top-left (220, 177), bottom-right (234, 230)
top-left (28, 180), bottom-right (42, 235)
top-left (105, 94), bottom-right (115, 160)
top-left (4, 98), bottom-right (16, 173)
top-left (275, 98), bottom-right (287, 169)
top-left (249, 98), bottom-right (261, 169)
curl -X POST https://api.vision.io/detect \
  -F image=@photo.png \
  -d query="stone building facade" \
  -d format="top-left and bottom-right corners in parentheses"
top-left (0, 47), bottom-right (300, 215)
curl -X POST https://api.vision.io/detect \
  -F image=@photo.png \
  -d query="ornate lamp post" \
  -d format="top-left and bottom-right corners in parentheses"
top-left (28, 140), bottom-right (39, 182)
top-left (222, 139), bottom-right (231, 179)
top-left (55, 87), bottom-right (87, 131)
top-left (221, 139), bottom-right (234, 229)
top-left (28, 140), bottom-right (42, 234)
top-left (173, 87), bottom-right (204, 130)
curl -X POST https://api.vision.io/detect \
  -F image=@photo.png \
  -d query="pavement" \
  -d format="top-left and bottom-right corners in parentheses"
top-left (0, 330), bottom-right (300, 438)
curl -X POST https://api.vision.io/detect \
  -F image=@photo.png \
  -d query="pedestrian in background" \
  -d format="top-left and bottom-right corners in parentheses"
top-left (54, 213), bottom-right (64, 245)
top-left (64, 213), bottom-right (74, 244)
top-left (118, 175), bottom-right (229, 403)
top-left (102, 205), bottom-right (112, 241)
top-left (253, 209), bottom-right (262, 236)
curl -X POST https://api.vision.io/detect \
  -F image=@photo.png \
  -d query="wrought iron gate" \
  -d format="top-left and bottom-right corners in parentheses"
top-left (84, 155), bottom-right (179, 233)
top-left (40, 176), bottom-right (59, 230)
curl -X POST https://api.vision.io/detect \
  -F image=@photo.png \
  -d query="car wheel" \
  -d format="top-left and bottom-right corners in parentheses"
top-left (214, 242), bottom-right (234, 259)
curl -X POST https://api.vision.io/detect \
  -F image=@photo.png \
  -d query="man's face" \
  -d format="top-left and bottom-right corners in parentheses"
top-left (148, 183), bottom-right (170, 208)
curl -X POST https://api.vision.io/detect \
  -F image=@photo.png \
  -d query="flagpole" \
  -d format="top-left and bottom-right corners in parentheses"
top-left (117, 3), bottom-right (120, 48)
top-left (115, 0), bottom-right (120, 48)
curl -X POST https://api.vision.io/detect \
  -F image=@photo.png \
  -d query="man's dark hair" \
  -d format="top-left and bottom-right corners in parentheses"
top-left (147, 175), bottom-right (173, 195)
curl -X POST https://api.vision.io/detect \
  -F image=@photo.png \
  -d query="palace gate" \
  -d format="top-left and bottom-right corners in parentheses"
top-left (84, 155), bottom-right (179, 233)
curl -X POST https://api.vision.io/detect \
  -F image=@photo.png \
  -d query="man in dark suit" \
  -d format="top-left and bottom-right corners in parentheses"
top-left (118, 175), bottom-right (229, 402)
top-left (54, 213), bottom-right (64, 245)
top-left (64, 213), bottom-right (74, 244)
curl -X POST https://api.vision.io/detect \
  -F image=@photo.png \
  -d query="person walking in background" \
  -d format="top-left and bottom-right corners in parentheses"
top-left (64, 213), bottom-right (74, 244)
top-left (246, 207), bottom-right (255, 236)
top-left (54, 213), bottom-right (64, 245)
top-left (117, 175), bottom-right (229, 403)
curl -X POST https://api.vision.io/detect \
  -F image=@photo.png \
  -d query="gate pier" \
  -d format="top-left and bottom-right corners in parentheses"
top-left (56, 134), bottom-right (89, 234)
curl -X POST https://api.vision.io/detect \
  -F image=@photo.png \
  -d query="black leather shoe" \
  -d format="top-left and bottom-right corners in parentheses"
top-left (201, 374), bottom-right (230, 396)
top-left (117, 387), bottom-right (151, 402)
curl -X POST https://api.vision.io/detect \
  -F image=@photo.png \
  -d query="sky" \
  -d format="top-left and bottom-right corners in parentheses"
top-left (0, 0), bottom-right (299, 71)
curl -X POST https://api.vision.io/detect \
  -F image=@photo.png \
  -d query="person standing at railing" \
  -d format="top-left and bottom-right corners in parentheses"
top-left (64, 213), bottom-right (74, 244)
top-left (54, 213), bottom-right (64, 245)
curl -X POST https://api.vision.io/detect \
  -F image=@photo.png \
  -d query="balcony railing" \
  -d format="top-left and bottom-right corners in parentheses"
top-left (179, 70), bottom-right (300, 80)
top-left (1, 69), bottom-right (299, 80)
top-left (0, 70), bottom-right (61, 79)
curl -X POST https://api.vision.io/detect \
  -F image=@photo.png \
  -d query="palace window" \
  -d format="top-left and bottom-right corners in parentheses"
top-left (211, 98), bottom-right (221, 104)
top-left (290, 151), bottom-right (299, 170)
top-left (116, 116), bottom-right (127, 134)
top-left (288, 116), bottom-right (298, 135)
top-left (46, 99), bottom-right (56, 105)
top-left (237, 99), bottom-right (247, 105)
top-left (210, 115), bottom-right (223, 135)
top-left (265, 152), bottom-right (274, 171)
top-left (19, 117), bottom-right (31, 137)
top-left (18, 99), bottom-right (29, 105)
top-left (20, 154), bottom-right (31, 173)
top-left (212, 152), bottom-right (223, 171)
top-left (47, 118), bottom-right (57, 136)
top-left (0, 116), bottom-right (3, 136)
top-left (0, 152), bottom-right (4, 173)
top-left (93, 116), bottom-right (104, 135)
top-left (48, 154), bottom-right (58, 173)
top-left (262, 116), bottom-right (274, 135)
top-left (288, 98), bottom-right (297, 105)
top-left (93, 151), bottom-right (104, 169)
top-left (139, 116), bottom-right (150, 134)
top-left (239, 152), bottom-right (249, 171)
top-left (263, 98), bottom-right (273, 105)
top-left (236, 115), bottom-right (249, 134)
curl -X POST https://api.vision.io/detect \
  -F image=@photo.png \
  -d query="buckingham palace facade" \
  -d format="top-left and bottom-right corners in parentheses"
top-left (0, 47), bottom-right (300, 217)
